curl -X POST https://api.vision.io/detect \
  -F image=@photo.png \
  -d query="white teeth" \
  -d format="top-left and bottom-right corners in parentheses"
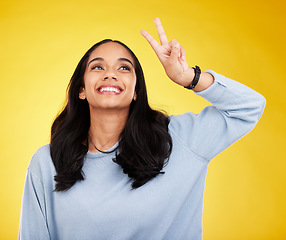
top-left (100, 87), bottom-right (120, 93)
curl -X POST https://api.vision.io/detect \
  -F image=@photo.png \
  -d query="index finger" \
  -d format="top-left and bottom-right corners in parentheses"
top-left (154, 17), bottom-right (168, 46)
top-left (140, 29), bottom-right (161, 55)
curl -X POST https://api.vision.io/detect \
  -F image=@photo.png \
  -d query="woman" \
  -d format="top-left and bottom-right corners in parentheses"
top-left (19, 18), bottom-right (265, 240)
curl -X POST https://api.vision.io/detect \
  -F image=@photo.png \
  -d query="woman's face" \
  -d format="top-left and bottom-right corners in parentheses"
top-left (82, 42), bottom-right (136, 111)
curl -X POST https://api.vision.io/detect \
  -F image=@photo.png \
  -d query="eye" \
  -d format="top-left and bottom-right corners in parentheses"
top-left (91, 65), bottom-right (104, 70)
top-left (119, 65), bottom-right (131, 71)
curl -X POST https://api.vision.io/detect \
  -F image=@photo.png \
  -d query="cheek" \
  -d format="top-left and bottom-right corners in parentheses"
top-left (128, 82), bottom-right (136, 99)
top-left (84, 75), bottom-right (99, 93)
top-left (83, 82), bottom-right (92, 98)
top-left (84, 73), bottom-right (95, 85)
top-left (129, 74), bottom-right (137, 91)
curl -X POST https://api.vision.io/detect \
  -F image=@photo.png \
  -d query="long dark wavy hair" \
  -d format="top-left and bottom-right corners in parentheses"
top-left (50, 39), bottom-right (173, 191)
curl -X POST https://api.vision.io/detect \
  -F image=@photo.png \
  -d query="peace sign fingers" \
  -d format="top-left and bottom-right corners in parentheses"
top-left (141, 17), bottom-right (193, 87)
top-left (140, 17), bottom-right (168, 49)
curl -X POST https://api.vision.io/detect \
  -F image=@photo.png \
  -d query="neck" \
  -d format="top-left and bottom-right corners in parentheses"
top-left (88, 107), bottom-right (129, 152)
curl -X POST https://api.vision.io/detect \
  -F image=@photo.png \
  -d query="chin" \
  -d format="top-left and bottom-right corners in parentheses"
top-left (96, 103), bottom-right (131, 111)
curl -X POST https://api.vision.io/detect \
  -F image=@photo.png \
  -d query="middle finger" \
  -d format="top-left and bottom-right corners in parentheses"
top-left (154, 17), bottom-right (168, 46)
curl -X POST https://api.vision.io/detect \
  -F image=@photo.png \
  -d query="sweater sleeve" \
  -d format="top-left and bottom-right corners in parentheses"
top-left (19, 168), bottom-right (51, 240)
top-left (169, 70), bottom-right (266, 161)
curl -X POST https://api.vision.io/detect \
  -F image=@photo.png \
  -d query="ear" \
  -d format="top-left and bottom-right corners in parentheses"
top-left (79, 87), bottom-right (86, 100)
top-left (133, 92), bottom-right (137, 101)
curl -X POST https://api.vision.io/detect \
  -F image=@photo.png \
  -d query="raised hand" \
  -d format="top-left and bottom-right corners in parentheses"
top-left (140, 17), bottom-right (195, 87)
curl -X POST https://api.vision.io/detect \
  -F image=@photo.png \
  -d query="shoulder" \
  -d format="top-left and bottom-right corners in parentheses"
top-left (32, 144), bottom-right (51, 157)
top-left (30, 144), bottom-right (51, 164)
top-left (28, 144), bottom-right (55, 181)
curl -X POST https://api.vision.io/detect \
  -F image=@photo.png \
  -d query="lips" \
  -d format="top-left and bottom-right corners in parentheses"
top-left (96, 84), bottom-right (123, 95)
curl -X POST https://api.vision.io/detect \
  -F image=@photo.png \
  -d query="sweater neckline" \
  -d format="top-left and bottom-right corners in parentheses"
top-left (86, 142), bottom-right (119, 159)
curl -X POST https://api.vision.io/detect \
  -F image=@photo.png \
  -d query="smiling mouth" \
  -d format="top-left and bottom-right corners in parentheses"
top-left (96, 85), bottom-right (123, 95)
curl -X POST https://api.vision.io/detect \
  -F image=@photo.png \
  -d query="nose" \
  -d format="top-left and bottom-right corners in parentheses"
top-left (103, 69), bottom-right (117, 81)
top-left (104, 76), bottom-right (117, 80)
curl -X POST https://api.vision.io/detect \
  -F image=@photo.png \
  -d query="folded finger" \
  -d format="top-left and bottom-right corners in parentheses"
top-left (180, 46), bottom-right (186, 61)
top-left (170, 42), bottom-right (180, 62)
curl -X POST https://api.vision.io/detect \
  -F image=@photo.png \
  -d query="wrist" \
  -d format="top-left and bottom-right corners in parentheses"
top-left (184, 66), bottom-right (201, 90)
top-left (192, 72), bottom-right (214, 92)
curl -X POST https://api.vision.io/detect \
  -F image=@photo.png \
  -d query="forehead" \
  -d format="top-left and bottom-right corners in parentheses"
top-left (88, 42), bottom-right (134, 64)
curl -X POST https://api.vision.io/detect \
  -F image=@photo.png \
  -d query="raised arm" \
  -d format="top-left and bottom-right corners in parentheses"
top-left (141, 18), bottom-right (266, 160)
top-left (140, 17), bottom-right (214, 92)
top-left (169, 71), bottom-right (266, 160)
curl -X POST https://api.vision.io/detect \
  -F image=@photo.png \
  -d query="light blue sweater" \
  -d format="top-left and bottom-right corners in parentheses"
top-left (19, 71), bottom-right (266, 240)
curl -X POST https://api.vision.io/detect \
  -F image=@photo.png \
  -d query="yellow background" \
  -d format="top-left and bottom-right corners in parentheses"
top-left (1, 0), bottom-right (285, 239)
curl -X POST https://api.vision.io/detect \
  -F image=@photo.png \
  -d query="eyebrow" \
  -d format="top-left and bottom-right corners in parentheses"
top-left (88, 57), bottom-right (134, 67)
